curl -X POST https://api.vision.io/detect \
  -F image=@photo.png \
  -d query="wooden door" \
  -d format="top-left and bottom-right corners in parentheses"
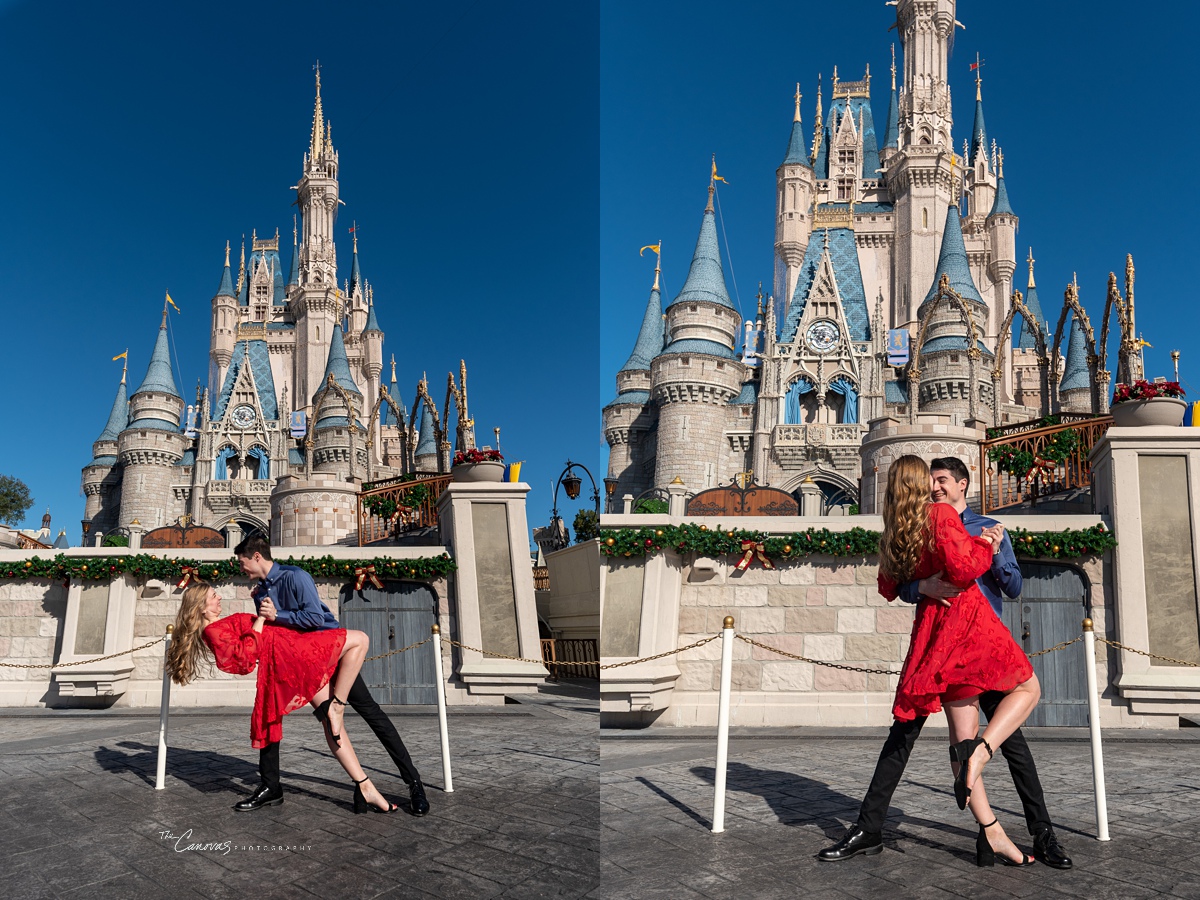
top-left (339, 581), bottom-right (438, 704)
top-left (1000, 562), bottom-right (1089, 727)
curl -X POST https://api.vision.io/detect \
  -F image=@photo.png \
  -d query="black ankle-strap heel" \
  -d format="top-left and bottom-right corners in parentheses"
top-left (950, 737), bottom-right (993, 809)
top-left (352, 776), bottom-right (398, 815)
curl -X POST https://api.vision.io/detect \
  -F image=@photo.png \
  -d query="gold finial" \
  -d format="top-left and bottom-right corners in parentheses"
top-left (431, 623), bottom-right (440, 634)
top-left (390, 354), bottom-right (397, 380)
top-left (166, 624), bottom-right (174, 635)
top-left (723, 615), bottom-right (735, 629)
top-left (706, 156), bottom-right (715, 212)
top-left (890, 44), bottom-right (896, 90)
top-left (670, 475), bottom-right (684, 484)
top-left (832, 65), bottom-right (838, 92)
top-left (131, 518), bottom-right (141, 526)
top-left (351, 220), bottom-right (358, 252)
top-left (1082, 617), bottom-right (1093, 632)
top-left (1027, 247), bottom-right (1036, 289)
top-left (997, 147), bottom-right (1005, 178)
top-left (794, 82), bottom-right (802, 123)
top-left (811, 74), bottom-right (824, 163)
top-left (121, 351), bottom-right (127, 384)
top-left (653, 239), bottom-right (662, 291)
top-left (224, 240), bottom-right (230, 267)
top-left (975, 53), bottom-right (983, 101)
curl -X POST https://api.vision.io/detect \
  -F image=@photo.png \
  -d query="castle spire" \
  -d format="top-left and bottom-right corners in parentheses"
top-left (216, 241), bottom-right (235, 297)
top-left (95, 372), bottom-right (129, 444)
top-left (810, 74), bottom-right (824, 164)
top-left (135, 316), bottom-right (181, 399)
top-left (309, 62), bottom-right (325, 163)
top-left (1015, 248), bottom-right (1047, 349)
top-left (883, 45), bottom-right (900, 150)
top-left (619, 262), bottom-right (666, 373)
top-left (316, 323), bottom-right (362, 400)
top-left (970, 55), bottom-right (989, 167)
top-left (782, 84), bottom-right (810, 166)
top-left (349, 222), bottom-right (362, 297)
top-left (237, 235), bottom-right (246, 296)
top-left (669, 183), bottom-right (734, 311)
top-left (1027, 247), bottom-right (1036, 289)
top-left (793, 82), bottom-right (801, 123)
top-left (921, 203), bottom-right (984, 309)
top-left (653, 240), bottom-right (661, 292)
top-left (287, 215), bottom-right (299, 288)
top-left (989, 148), bottom-right (1014, 216)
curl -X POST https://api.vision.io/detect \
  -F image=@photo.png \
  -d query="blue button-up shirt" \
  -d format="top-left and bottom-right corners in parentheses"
top-left (252, 562), bottom-right (340, 631)
top-left (898, 506), bottom-right (1022, 617)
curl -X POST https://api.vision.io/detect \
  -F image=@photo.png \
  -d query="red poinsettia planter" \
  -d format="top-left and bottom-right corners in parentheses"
top-left (1111, 397), bottom-right (1186, 427)
top-left (452, 461), bottom-right (505, 483)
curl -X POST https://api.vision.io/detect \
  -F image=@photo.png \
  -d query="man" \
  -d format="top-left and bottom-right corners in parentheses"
top-left (818, 457), bottom-right (1071, 869)
top-left (232, 534), bottom-right (430, 817)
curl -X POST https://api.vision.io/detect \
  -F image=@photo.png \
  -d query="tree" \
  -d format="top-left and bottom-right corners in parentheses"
top-left (573, 509), bottom-right (599, 543)
top-left (0, 475), bottom-right (33, 527)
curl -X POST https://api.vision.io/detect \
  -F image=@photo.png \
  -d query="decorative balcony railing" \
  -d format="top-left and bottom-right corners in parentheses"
top-left (356, 473), bottom-right (453, 546)
top-left (979, 414), bottom-right (1113, 514)
top-left (772, 423), bottom-right (863, 447)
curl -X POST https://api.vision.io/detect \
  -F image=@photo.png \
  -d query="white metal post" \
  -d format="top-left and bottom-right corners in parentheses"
top-left (711, 615), bottom-right (735, 834)
top-left (431, 624), bottom-right (454, 793)
top-left (1082, 617), bottom-right (1110, 841)
top-left (155, 625), bottom-right (174, 791)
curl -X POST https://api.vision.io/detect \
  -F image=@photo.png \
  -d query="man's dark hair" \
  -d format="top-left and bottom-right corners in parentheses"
top-left (930, 456), bottom-right (970, 489)
top-left (234, 533), bottom-right (273, 561)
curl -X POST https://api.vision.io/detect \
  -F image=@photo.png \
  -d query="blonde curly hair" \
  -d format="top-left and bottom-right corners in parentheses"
top-left (878, 455), bottom-right (934, 584)
top-left (165, 581), bottom-right (216, 686)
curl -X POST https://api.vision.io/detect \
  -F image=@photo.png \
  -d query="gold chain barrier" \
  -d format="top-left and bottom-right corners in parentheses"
top-left (364, 636), bottom-right (432, 662)
top-left (1095, 636), bottom-right (1200, 667)
top-left (0, 636), bottom-right (166, 669)
top-left (445, 634), bottom-right (721, 670)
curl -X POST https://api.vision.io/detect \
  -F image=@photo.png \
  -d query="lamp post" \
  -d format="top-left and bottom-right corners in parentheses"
top-left (603, 477), bottom-right (618, 514)
top-left (550, 460), bottom-right (601, 550)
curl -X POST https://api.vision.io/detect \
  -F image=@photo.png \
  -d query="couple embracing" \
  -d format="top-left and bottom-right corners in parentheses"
top-left (820, 456), bottom-right (1072, 870)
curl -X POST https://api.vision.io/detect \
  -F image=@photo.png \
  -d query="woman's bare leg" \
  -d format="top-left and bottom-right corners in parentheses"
top-left (326, 630), bottom-right (369, 739)
top-left (309, 686), bottom-right (390, 811)
top-left (965, 675), bottom-right (1041, 792)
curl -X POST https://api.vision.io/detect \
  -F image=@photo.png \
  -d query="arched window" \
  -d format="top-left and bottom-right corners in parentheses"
top-left (784, 377), bottom-right (815, 424)
top-left (922, 207), bottom-right (928, 229)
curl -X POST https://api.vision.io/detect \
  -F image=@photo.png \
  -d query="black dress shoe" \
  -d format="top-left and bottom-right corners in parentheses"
top-left (1033, 829), bottom-right (1073, 869)
top-left (818, 825), bottom-right (883, 861)
top-left (233, 784), bottom-right (284, 812)
top-left (408, 780), bottom-right (430, 816)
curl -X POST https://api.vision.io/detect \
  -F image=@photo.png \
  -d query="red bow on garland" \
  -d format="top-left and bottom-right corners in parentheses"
top-left (176, 566), bottom-right (200, 589)
top-left (354, 565), bottom-right (384, 590)
top-left (1024, 456), bottom-right (1056, 484)
top-left (736, 538), bottom-right (775, 571)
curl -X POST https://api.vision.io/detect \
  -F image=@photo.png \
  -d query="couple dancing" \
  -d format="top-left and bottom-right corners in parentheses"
top-left (820, 456), bottom-right (1072, 869)
top-left (166, 535), bottom-right (430, 817)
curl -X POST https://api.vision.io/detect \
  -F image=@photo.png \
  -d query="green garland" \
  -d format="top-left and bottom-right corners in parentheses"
top-left (986, 416), bottom-right (1080, 478)
top-left (599, 522), bottom-right (1115, 563)
top-left (0, 553), bottom-right (456, 583)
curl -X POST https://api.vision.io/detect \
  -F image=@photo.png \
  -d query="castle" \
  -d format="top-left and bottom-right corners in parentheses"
top-left (604, 0), bottom-right (1131, 515)
top-left (81, 72), bottom-right (472, 546)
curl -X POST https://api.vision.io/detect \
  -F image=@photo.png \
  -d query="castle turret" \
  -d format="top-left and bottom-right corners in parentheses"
top-left (650, 182), bottom-right (744, 491)
top-left (775, 85), bottom-right (815, 304)
top-left (986, 150), bottom-right (1017, 342)
top-left (880, 45), bottom-right (900, 163)
top-left (211, 242), bottom-right (238, 390)
top-left (81, 366), bottom-right (129, 536)
top-left (414, 393), bottom-right (438, 473)
top-left (604, 257), bottom-right (664, 500)
top-left (965, 64), bottom-right (996, 219)
top-left (346, 229), bottom-right (367, 336)
top-left (913, 204), bottom-right (993, 419)
top-left (117, 314), bottom-right (187, 527)
top-left (310, 323), bottom-right (365, 478)
top-left (1012, 248), bottom-right (1049, 411)
top-left (886, 0), bottom-right (957, 326)
top-left (362, 288), bottom-right (383, 456)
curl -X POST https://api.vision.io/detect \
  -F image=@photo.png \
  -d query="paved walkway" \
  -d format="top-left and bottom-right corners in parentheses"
top-left (599, 726), bottom-right (1200, 899)
top-left (0, 681), bottom-right (599, 899)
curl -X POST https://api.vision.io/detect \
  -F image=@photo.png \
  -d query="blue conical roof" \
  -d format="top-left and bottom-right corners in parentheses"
top-left (415, 401), bottom-right (436, 456)
top-left (381, 376), bottom-right (404, 427)
top-left (921, 204), bottom-right (984, 308)
top-left (363, 299), bottom-right (381, 334)
top-left (287, 239), bottom-right (299, 288)
top-left (971, 96), bottom-right (988, 167)
top-left (989, 172), bottom-right (1014, 217)
top-left (134, 323), bottom-right (181, 398)
top-left (95, 377), bottom-right (129, 444)
top-left (620, 285), bottom-right (663, 372)
top-left (782, 120), bottom-right (809, 166)
top-left (349, 245), bottom-right (362, 297)
top-left (216, 258), bottom-right (235, 298)
top-left (316, 324), bottom-right (362, 398)
top-left (666, 203), bottom-right (734, 310)
top-left (883, 84), bottom-right (899, 150)
top-left (1060, 313), bottom-right (1091, 392)
top-left (1015, 283), bottom-right (1047, 350)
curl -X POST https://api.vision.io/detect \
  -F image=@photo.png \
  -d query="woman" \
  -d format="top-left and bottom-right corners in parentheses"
top-left (878, 456), bottom-right (1041, 867)
top-left (166, 581), bottom-right (398, 814)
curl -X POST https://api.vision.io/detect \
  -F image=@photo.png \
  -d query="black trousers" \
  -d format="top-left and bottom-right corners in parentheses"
top-left (856, 690), bottom-right (1051, 836)
top-left (259, 673), bottom-right (421, 789)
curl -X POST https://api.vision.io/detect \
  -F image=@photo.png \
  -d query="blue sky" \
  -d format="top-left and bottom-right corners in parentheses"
top-left (600, 0), bottom-right (1200, 477)
top-left (0, 1), bottom-right (599, 544)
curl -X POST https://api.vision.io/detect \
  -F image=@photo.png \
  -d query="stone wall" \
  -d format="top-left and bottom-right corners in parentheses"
top-left (0, 547), bottom-right (468, 708)
top-left (600, 512), bottom-right (1157, 728)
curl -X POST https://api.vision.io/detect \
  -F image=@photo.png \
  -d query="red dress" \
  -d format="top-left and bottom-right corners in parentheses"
top-left (202, 613), bottom-right (346, 749)
top-left (879, 503), bottom-right (1033, 721)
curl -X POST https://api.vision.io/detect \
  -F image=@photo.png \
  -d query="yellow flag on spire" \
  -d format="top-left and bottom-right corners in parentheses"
top-left (166, 292), bottom-right (181, 313)
top-left (711, 157), bottom-right (728, 184)
top-left (639, 244), bottom-right (661, 257)
top-left (112, 350), bottom-right (127, 361)
top-left (1138, 338), bottom-right (1153, 349)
